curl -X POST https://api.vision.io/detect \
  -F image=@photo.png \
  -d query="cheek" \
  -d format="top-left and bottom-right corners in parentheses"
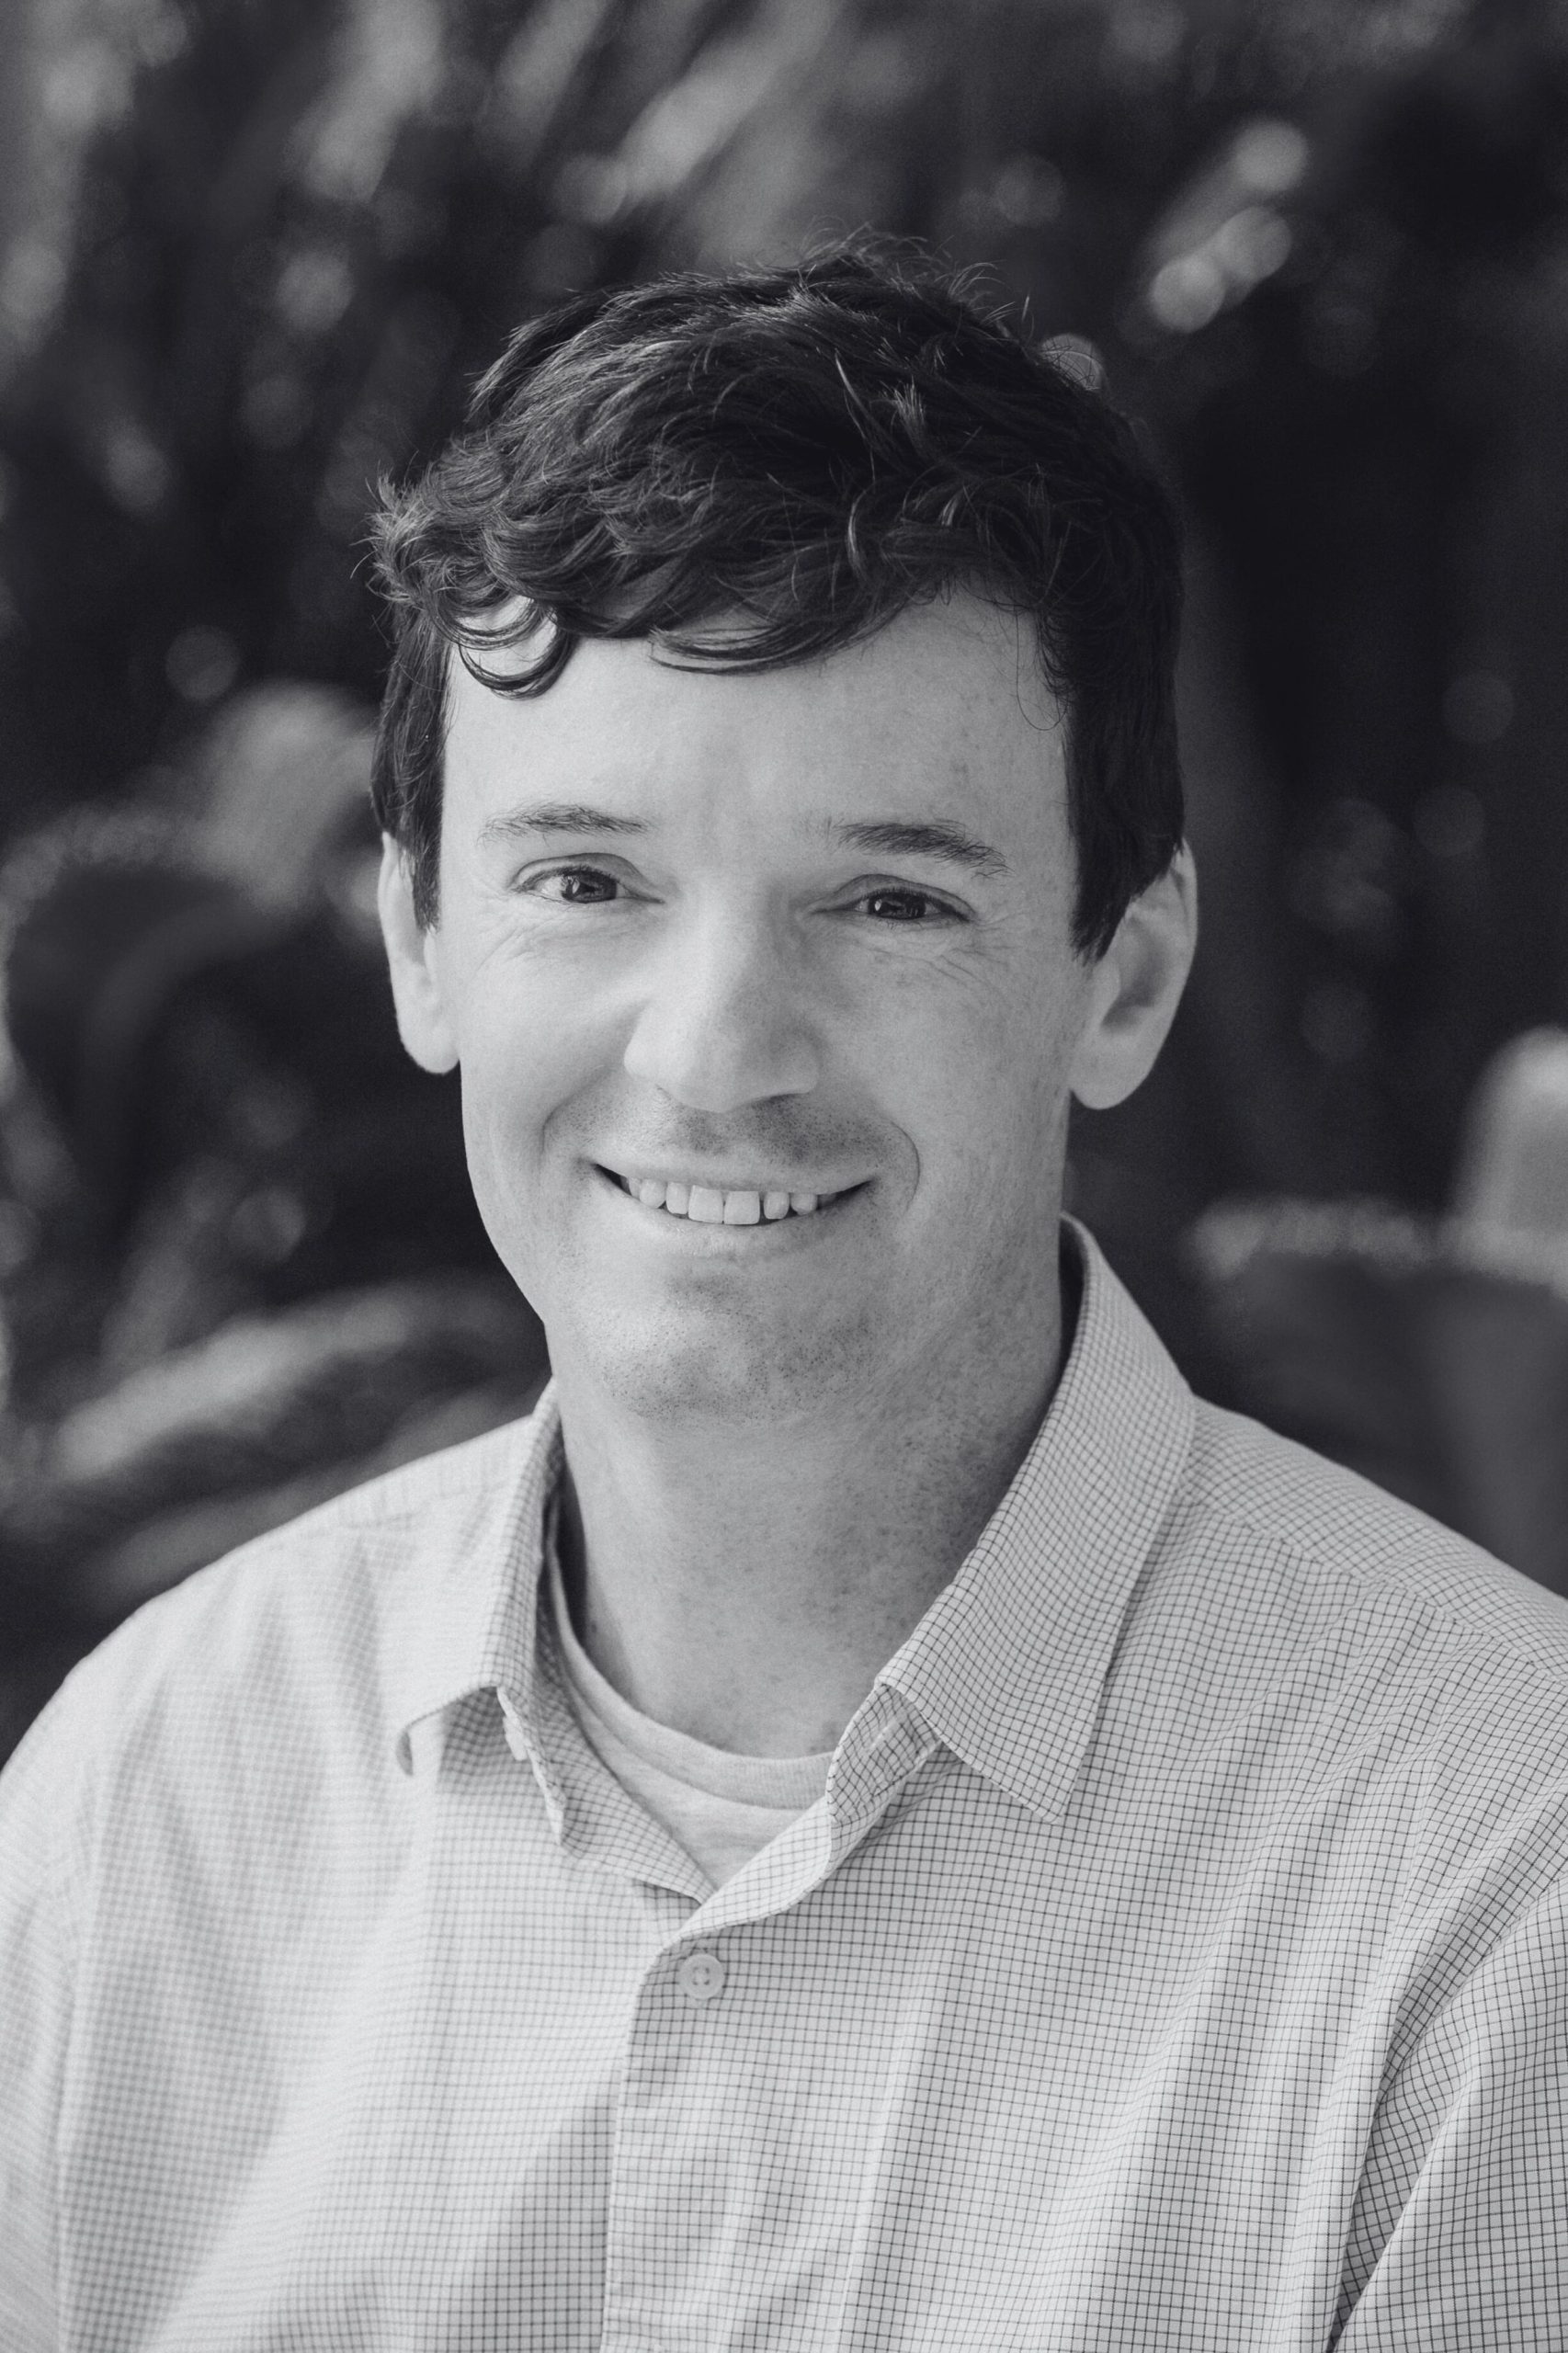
top-left (446, 986), bottom-right (597, 1242)
top-left (447, 935), bottom-right (618, 1123)
top-left (881, 959), bottom-right (1083, 1193)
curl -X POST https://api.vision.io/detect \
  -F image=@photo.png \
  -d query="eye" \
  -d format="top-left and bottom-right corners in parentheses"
top-left (528, 864), bottom-right (625, 904)
top-left (857, 887), bottom-right (951, 923)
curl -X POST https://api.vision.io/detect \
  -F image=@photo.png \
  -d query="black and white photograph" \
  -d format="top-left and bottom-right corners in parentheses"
top-left (3, 2), bottom-right (1567, 2345)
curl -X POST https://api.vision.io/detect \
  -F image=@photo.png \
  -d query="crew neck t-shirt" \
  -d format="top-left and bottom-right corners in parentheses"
top-left (545, 1533), bottom-right (832, 1887)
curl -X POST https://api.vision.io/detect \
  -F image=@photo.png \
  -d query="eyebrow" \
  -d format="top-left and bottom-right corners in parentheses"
top-left (476, 801), bottom-right (647, 847)
top-left (476, 802), bottom-right (1008, 880)
top-left (831, 819), bottom-right (1008, 879)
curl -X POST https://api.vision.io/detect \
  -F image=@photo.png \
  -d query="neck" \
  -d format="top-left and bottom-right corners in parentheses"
top-left (551, 1251), bottom-right (1075, 1756)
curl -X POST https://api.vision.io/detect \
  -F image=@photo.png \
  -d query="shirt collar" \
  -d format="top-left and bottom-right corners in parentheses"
top-left (389, 1399), bottom-right (563, 1772)
top-left (875, 1218), bottom-right (1195, 1820)
top-left (392, 1221), bottom-right (1194, 1817)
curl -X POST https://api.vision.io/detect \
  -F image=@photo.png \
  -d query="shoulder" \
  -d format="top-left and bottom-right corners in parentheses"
top-left (81, 1404), bottom-right (533, 1686)
top-left (1188, 1395), bottom-right (1568, 1659)
top-left (0, 1404), bottom-right (549, 1846)
top-left (1142, 1396), bottom-right (1568, 1779)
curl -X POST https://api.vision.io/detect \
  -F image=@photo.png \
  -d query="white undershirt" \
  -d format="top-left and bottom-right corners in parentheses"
top-left (545, 1538), bottom-right (833, 1886)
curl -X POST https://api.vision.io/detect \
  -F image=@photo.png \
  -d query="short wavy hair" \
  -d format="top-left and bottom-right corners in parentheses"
top-left (369, 245), bottom-right (1184, 958)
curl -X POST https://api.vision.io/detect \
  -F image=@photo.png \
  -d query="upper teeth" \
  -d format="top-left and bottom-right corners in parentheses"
top-left (630, 1178), bottom-right (829, 1222)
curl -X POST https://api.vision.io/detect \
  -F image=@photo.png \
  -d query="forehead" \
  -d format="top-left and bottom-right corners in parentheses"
top-left (440, 593), bottom-right (1068, 843)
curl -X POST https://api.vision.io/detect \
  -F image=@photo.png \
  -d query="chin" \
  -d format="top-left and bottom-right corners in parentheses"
top-left (571, 1294), bottom-right (881, 1425)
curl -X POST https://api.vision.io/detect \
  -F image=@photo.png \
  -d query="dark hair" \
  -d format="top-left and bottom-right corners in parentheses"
top-left (369, 245), bottom-right (1184, 957)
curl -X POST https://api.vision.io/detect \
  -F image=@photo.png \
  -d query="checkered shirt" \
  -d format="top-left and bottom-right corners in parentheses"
top-left (4, 1224), bottom-right (1567, 2350)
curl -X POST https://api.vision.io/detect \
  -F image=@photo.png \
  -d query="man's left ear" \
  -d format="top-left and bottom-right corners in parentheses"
top-left (1069, 846), bottom-right (1198, 1111)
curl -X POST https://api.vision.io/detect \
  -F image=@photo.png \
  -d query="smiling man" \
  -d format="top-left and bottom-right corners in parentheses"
top-left (381, 583), bottom-right (1186, 1763)
top-left (4, 252), bottom-right (1567, 2351)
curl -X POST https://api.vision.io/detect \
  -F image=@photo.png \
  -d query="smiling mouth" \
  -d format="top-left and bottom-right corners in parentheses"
top-left (598, 1168), bottom-right (862, 1225)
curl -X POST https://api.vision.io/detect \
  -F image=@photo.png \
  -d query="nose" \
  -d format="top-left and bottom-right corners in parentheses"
top-left (620, 905), bottom-right (820, 1111)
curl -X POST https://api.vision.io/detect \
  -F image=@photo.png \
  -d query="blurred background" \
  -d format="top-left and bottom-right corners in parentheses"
top-left (5, 0), bottom-right (1568, 1758)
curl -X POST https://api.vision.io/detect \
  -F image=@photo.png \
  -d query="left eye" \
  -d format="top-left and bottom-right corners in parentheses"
top-left (859, 889), bottom-right (941, 921)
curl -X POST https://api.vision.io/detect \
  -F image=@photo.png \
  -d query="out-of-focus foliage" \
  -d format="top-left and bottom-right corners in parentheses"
top-left (4, 0), bottom-right (1568, 1743)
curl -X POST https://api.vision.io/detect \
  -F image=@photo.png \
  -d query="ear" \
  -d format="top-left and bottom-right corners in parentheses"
top-left (377, 835), bottom-right (459, 1074)
top-left (1070, 847), bottom-right (1198, 1110)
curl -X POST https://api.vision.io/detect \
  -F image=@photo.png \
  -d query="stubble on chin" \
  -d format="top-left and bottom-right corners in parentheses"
top-left (551, 1276), bottom-right (890, 1428)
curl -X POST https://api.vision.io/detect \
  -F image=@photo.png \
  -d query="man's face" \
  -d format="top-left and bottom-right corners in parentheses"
top-left (392, 596), bottom-right (1108, 1425)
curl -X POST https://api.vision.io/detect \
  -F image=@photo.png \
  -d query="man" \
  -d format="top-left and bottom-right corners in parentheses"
top-left (3, 249), bottom-right (1565, 2351)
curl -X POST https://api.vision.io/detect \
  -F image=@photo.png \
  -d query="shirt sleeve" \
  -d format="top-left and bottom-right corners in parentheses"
top-left (0, 1678), bottom-right (89, 2353)
top-left (1335, 1870), bottom-right (1568, 2350)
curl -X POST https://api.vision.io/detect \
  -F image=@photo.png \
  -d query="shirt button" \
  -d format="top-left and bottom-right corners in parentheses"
top-left (677, 1950), bottom-right (725, 2004)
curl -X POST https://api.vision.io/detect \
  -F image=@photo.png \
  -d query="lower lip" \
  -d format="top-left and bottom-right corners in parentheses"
top-left (593, 1166), bottom-right (868, 1246)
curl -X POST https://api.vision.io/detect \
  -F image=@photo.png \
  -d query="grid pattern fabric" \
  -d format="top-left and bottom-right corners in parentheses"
top-left (3, 1223), bottom-right (1568, 2350)
top-left (544, 1533), bottom-right (834, 1888)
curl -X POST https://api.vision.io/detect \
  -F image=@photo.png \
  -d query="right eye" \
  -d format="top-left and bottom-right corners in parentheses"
top-left (528, 865), bottom-right (625, 904)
